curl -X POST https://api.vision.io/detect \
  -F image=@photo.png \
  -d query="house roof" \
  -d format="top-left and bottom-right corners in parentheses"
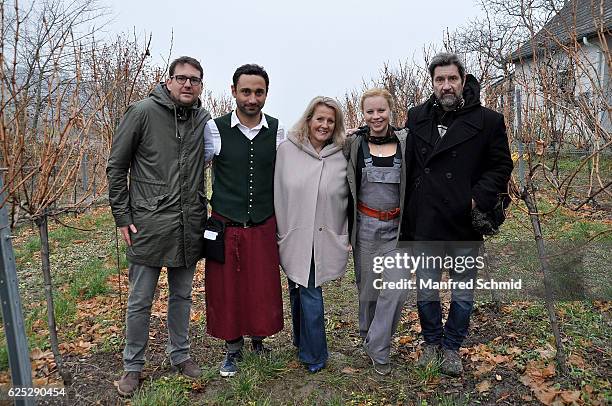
top-left (510, 0), bottom-right (612, 62)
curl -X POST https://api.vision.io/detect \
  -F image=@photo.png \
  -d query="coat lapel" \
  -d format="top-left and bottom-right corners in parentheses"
top-left (413, 116), bottom-right (435, 147)
top-left (427, 108), bottom-right (483, 161)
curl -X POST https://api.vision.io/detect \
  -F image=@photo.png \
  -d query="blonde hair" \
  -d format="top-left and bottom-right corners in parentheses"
top-left (290, 96), bottom-right (346, 146)
top-left (360, 88), bottom-right (394, 112)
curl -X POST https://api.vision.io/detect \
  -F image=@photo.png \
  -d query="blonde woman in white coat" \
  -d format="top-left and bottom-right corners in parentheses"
top-left (274, 96), bottom-right (349, 373)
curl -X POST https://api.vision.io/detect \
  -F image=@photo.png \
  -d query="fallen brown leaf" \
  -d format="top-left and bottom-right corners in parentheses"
top-left (473, 363), bottom-right (495, 377)
top-left (533, 387), bottom-right (558, 405)
top-left (398, 336), bottom-right (413, 345)
top-left (568, 354), bottom-right (586, 369)
top-left (506, 347), bottom-right (522, 355)
top-left (559, 390), bottom-right (581, 403)
top-left (496, 391), bottom-right (511, 402)
top-left (33, 377), bottom-right (49, 386)
top-left (476, 380), bottom-right (492, 393)
top-left (30, 348), bottom-right (45, 360)
top-left (536, 346), bottom-right (556, 360)
top-left (191, 381), bottom-right (205, 391)
top-left (287, 361), bottom-right (301, 369)
top-left (540, 363), bottom-right (556, 379)
top-left (490, 354), bottom-right (510, 364)
top-left (520, 364), bottom-right (560, 406)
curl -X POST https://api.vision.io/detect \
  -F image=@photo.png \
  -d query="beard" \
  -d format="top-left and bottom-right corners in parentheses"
top-left (436, 92), bottom-right (463, 110)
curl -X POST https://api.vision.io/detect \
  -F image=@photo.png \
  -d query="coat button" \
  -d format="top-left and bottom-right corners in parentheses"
top-left (421, 147), bottom-right (427, 155)
top-left (446, 172), bottom-right (453, 179)
top-left (451, 151), bottom-right (457, 157)
top-left (424, 168), bottom-right (431, 174)
top-left (443, 198), bottom-right (450, 205)
top-left (319, 227), bottom-right (323, 231)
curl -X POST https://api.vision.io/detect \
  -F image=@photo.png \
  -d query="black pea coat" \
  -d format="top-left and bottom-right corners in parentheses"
top-left (402, 75), bottom-right (513, 241)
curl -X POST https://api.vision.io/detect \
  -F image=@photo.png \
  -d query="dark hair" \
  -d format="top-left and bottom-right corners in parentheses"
top-left (232, 64), bottom-right (269, 91)
top-left (428, 52), bottom-right (466, 80)
top-left (169, 56), bottom-right (204, 79)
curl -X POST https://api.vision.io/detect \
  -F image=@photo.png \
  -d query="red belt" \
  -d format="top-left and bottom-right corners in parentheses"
top-left (357, 201), bottom-right (400, 221)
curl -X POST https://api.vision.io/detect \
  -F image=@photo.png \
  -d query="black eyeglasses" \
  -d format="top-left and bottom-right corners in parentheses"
top-left (171, 75), bottom-right (203, 86)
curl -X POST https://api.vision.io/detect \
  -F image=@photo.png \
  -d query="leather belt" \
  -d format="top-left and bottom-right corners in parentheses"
top-left (224, 220), bottom-right (265, 228)
top-left (357, 201), bottom-right (400, 221)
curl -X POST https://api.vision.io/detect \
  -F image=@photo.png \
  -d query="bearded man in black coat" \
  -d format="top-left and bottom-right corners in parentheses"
top-left (401, 53), bottom-right (513, 376)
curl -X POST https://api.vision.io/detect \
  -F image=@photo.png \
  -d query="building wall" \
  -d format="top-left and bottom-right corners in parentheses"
top-left (512, 34), bottom-right (611, 148)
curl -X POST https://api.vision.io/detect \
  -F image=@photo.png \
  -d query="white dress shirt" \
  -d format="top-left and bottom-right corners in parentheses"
top-left (204, 110), bottom-right (286, 162)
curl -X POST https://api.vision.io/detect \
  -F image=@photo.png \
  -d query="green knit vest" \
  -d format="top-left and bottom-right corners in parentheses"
top-left (211, 112), bottom-right (278, 223)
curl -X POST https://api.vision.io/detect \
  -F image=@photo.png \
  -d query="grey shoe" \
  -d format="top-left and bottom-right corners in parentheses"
top-left (370, 357), bottom-right (392, 376)
top-left (116, 371), bottom-right (141, 397)
top-left (416, 343), bottom-right (440, 368)
top-left (440, 348), bottom-right (463, 376)
top-left (363, 342), bottom-right (391, 376)
top-left (176, 358), bottom-right (201, 379)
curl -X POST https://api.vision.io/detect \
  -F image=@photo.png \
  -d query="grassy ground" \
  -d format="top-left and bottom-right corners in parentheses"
top-left (0, 202), bottom-right (609, 405)
top-left (0, 154), bottom-right (610, 405)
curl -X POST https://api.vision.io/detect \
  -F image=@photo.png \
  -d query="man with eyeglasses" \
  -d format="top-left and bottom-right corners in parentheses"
top-left (204, 64), bottom-right (285, 377)
top-left (107, 56), bottom-right (210, 396)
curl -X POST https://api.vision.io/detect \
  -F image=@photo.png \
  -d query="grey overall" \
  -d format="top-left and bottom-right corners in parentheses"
top-left (354, 138), bottom-right (410, 364)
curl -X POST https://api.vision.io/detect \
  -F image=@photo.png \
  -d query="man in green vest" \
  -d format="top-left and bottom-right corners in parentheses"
top-left (204, 64), bottom-right (285, 377)
top-left (108, 56), bottom-right (210, 396)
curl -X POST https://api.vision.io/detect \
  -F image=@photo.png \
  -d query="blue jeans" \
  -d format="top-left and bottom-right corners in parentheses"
top-left (414, 242), bottom-right (480, 351)
top-left (288, 260), bottom-right (328, 365)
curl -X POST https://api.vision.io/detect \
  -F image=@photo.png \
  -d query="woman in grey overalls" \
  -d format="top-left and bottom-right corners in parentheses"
top-left (346, 88), bottom-right (410, 375)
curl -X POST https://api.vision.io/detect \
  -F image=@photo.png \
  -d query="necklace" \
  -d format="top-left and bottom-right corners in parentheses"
top-left (376, 144), bottom-right (383, 157)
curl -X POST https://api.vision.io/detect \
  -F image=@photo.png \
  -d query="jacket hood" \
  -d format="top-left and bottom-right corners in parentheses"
top-left (461, 74), bottom-right (481, 111)
top-left (149, 83), bottom-right (202, 111)
top-left (427, 73), bottom-right (481, 114)
top-left (287, 131), bottom-right (343, 158)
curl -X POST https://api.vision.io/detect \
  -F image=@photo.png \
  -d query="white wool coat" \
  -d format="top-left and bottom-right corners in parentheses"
top-left (274, 133), bottom-right (350, 287)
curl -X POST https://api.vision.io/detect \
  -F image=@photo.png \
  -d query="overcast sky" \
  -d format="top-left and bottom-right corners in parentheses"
top-left (104, 0), bottom-right (482, 125)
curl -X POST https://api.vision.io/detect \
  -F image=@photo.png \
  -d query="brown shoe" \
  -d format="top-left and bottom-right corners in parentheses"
top-left (176, 358), bottom-right (201, 379)
top-left (116, 371), bottom-right (141, 397)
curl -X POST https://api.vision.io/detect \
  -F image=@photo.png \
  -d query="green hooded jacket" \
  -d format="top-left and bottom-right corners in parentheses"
top-left (107, 83), bottom-right (211, 267)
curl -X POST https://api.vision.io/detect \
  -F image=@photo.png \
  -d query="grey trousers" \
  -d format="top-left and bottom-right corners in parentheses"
top-left (123, 262), bottom-right (196, 372)
top-left (356, 245), bottom-right (410, 364)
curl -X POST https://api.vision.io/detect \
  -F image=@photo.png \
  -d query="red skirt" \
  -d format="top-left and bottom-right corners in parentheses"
top-left (204, 213), bottom-right (284, 340)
